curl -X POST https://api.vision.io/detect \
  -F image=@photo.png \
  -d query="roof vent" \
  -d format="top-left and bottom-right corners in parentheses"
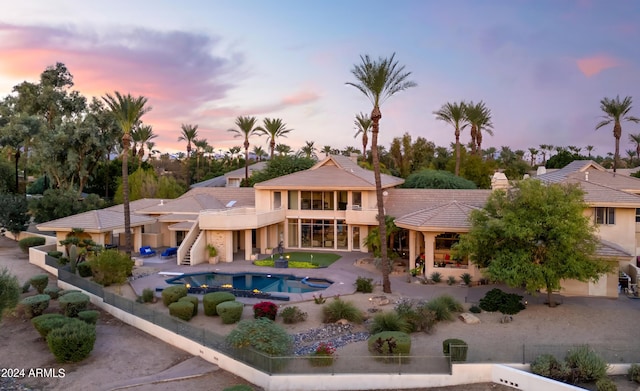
top-left (226, 200), bottom-right (237, 208)
top-left (159, 200), bottom-right (164, 206)
top-left (585, 171), bottom-right (589, 181)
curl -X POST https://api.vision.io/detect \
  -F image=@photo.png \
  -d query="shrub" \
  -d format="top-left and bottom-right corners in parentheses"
top-left (446, 276), bottom-right (457, 285)
top-left (312, 293), bottom-right (326, 304)
top-left (404, 305), bottom-right (438, 334)
top-left (424, 295), bottom-right (463, 322)
top-left (460, 273), bottom-right (472, 286)
top-left (469, 305), bottom-right (482, 313)
top-left (368, 331), bottom-right (411, 356)
top-left (47, 251), bottom-right (63, 259)
top-left (223, 385), bottom-right (254, 391)
top-left (280, 306), bottom-right (307, 324)
top-left (530, 354), bottom-right (570, 381)
top-left (0, 267), bottom-right (20, 321)
top-left (253, 301), bottom-right (278, 320)
top-left (58, 292), bottom-right (90, 317)
top-left (77, 310), bottom-right (99, 325)
top-left (309, 342), bottom-right (336, 367)
top-left (141, 288), bottom-right (155, 303)
top-left (179, 296), bottom-right (199, 317)
top-left (479, 288), bottom-right (525, 315)
top-left (226, 318), bottom-right (292, 356)
top-left (442, 338), bottom-right (468, 362)
top-left (369, 311), bottom-right (412, 334)
top-left (629, 363), bottom-right (640, 383)
top-left (430, 271), bottom-right (442, 283)
top-left (20, 294), bottom-right (50, 318)
top-left (77, 262), bottom-right (93, 277)
top-left (32, 313), bottom-right (69, 338)
top-left (44, 286), bottom-right (62, 300)
top-left (161, 285), bottom-right (188, 307)
top-left (322, 298), bottom-right (363, 323)
top-left (29, 274), bottom-right (49, 294)
top-left (355, 276), bottom-right (373, 293)
top-left (58, 256), bottom-right (70, 266)
top-left (565, 345), bottom-right (608, 383)
top-left (203, 292), bottom-right (236, 316)
top-left (595, 377), bottom-right (617, 391)
top-left (89, 250), bottom-right (134, 286)
top-left (18, 236), bottom-right (45, 252)
top-left (46, 319), bottom-right (96, 362)
top-left (59, 289), bottom-right (81, 296)
top-left (169, 301), bottom-right (194, 321)
top-left (217, 301), bottom-right (244, 324)
top-left (21, 281), bottom-right (30, 293)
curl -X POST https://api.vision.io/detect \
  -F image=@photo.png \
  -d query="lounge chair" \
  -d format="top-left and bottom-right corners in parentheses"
top-left (161, 247), bottom-right (177, 258)
top-left (139, 246), bottom-right (156, 257)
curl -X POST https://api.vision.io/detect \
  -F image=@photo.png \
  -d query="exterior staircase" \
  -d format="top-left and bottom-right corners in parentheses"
top-left (179, 230), bottom-right (203, 266)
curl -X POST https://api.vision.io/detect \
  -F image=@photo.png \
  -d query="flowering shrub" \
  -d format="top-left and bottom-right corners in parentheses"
top-left (253, 301), bottom-right (278, 320)
top-left (310, 342), bottom-right (335, 366)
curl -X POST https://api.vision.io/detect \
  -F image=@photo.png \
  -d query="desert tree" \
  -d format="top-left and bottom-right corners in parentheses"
top-left (596, 96), bottom-right (639, 172)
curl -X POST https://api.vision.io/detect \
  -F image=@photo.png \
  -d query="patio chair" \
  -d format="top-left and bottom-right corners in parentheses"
top-left (139, 246), bottom-right (156, 257)
top-left (161, 247), bottom-right (177, 259)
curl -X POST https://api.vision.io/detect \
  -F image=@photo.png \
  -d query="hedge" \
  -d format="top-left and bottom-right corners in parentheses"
top-left (31, 314), bottom-right (69, 338)
top-left (20, 294), bottom-right (50, 318)
top-left (161, 285), bottom-right (188, 307)
top-left (203, 291), bottom-right (235, 316)
top-left (77, 310), bottom-right (99, 325)
top-left (217, 301), bottom-right (244, 324)
top-left (59, 292), bottom-right (90, 317)
top-left (178, 296), bottom-right (199, 317)
top-left (29, 274), bottom-right (49, 294)
top-left (169, 301), bottom-right (194, 321)
top-left (46, 319), bottom-right (96, 363)
top-left (18, 237), bottom-right (45, 252)
top-left (44, 286), bottom-right (62, 300)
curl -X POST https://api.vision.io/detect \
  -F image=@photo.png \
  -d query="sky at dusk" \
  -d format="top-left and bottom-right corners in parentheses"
top-left (1, 0), bottom-right (639, 159)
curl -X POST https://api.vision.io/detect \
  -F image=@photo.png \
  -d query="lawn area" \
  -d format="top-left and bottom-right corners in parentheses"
top-left (257, 252), bottom-right (341, 268)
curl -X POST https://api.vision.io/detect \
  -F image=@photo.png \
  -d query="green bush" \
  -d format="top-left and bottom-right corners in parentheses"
top-left (629, 363), bottom-right (640, 383)
top-left (446, 275), bottom-right (457, 285)
top-left (161, 285), bottom-right (188, 307)
top-left (469, 305), bottom-right (482, 313)
top-left (47, 251), bottom-right (63, 259)
top-left (595, 377), bottom-right (617, 391)
top-left (226, 317), bottom-right (292, 356)
top-left (29, 274), bottom-right (49, 294)
top-left (442, 338), bottom-right (468, 362)
top-left (203, 291), bottom-right (236, 316)
top-left (59, 292), bottom-right (90, 317)
top-left (77, 262), bottom-right (93, 277)
top-left (368, 331), bottom-right (411, 356)
top-left (322, 298), bottom-right (363, 323)
top-left (44, 286), bottom-right (62, 300)
top-left (59, 289), bottom-right (81, 296)
top-left (565, 345), bottom-right (608, 383)
top-left (18, 236), bottom-right (45, 252)
top-left (424, 295), bottom-right (463, 322)
top-left (46, 319), bottom-right (96, 362)
top-left (280, 306), bottom-right (307, 324)
top-left (369, 311), bottom-right (412, 334)
top-left (460, 273), bottom-right (472, 286)
top-left (0, 267), bottom-right (21, 321)
top-left (141, 288), bottom-right (155, 303)
top-left (223, 385), bottom-right (254, 391)
top-left (179, 296), bottom-right (199, 317)
top-left (88, 250), bottom-right (134, 286)
top-left (403, 304), bottom-right (438, 334)
top-left (217, 301), bottom-right (244, 324)
top-left (77, 310), bottom-right (99, 325)
top-left (20, 294), bottom-right (50, 318)
top-left (169, 301), bottom-right (194, 321)
top-left (31, 313), bottom-right (69, 338)
top-left (530, 354), bottom-right (570, 381)
top-left (430, 272), bottom-right (442, 283)
top-left (479, 288), bottom-right (526, 315)
top-left (355, 276), bottom-right (373, 293)
top-left (58, 256), bottom-right (70, 266)
top-left (21, 281), bottom-right (30, 293)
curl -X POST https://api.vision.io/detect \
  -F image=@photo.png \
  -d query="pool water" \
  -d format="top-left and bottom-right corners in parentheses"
top-left (165, 272), bottom-right (332, 294)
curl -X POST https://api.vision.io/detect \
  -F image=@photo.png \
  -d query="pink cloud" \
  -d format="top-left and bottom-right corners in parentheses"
top-left (576, 54), bottom-right (621, 77)
top-left (281, 90), bottom-right (319, 105)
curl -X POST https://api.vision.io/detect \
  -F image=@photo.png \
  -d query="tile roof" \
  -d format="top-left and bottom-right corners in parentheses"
top-left (536, 160), bottom-right (606, 183)
top-left (596, 239), bottom-right (632, 258)
top-left (190, 161), bottom-right (268, 188)
top-left (255, 155), bottom-right (404, 190)
top-left (564, 178), bottom-right (640, 206)
top-left (136, 187), bottom-right (255, 215)
top-left (385, 188), bottom-right (492, 219)
top-left (36, 209), bottom-right (156, 233)
top-left (394, 201), bottom-right (481, 231)
top-left (104, 198), bottom-right (165, 213)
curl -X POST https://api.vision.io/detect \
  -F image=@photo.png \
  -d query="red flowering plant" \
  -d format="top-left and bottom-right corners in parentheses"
top-left (310, 342), bottom-right (336, 366)
top-left (253, 301), bottom-right (278, 320)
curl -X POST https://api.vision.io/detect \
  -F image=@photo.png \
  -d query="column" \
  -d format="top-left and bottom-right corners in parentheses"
top-left (408, 230), bottom-right (416, 272)
top-left (423, 232), bottom-right (437, 276)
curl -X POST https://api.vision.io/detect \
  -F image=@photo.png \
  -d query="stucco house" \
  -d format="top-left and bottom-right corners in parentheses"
top-left (37, 156), bottom-right (640, 298)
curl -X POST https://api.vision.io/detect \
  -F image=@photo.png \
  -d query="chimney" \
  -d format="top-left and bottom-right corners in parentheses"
top-left (349, 153), bottom-right (359, 164)
top-left (585, 171), bottom-right (589, 181)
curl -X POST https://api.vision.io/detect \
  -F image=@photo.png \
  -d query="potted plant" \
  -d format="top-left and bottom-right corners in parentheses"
top-left (206, 244), bottom-right (219, 264)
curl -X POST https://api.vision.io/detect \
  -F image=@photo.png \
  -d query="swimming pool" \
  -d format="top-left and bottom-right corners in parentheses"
top-left (165, 272), bottom-right (333, 295)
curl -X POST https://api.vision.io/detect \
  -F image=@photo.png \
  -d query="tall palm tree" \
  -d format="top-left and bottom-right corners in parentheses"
top-left (133, 125), bottom-right (157, 160)
top-left (596, 96), bottom-right (640, 173)
top-left (102, 91), bottom-right (151, 255)
top-left (528, 147), bottom-right (538, 166)
top-left (433, 101), bottom-right (468, 176)
top-left (274, 143), bottom-right (292, 156)
top-left (178, 124), bottom-right (199, 158)
top-left (145, 141), bottom-right (160, 161)
top-left (228, 116), bottom-right (260, 184)
top-left (464, 101), bottom-right (493, 156)
top-left (354, 112), bottom-right (372, 158)
top-left (629, 133), bottom-right (640, 163)
top-left (625, 149), bottom-right (636, 167)
top-left (321, 145), bottom-right (332, 157)
top-left (193, 138), bottom-right (209, 182)
top-left (298, 140), bottom-right (317, 159)
top-left (252, 145), bottom-right (267, 161)
top-left (347, 53), bottom-right (416, 294)
top-left (258, 118), bottom-right (292, 160)
top-left (585, 145), bottom-right (595, 158)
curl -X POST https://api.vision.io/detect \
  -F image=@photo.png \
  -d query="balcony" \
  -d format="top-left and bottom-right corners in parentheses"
top-left (345, 205), bottom-right (378, 225)
top-left (198, 208), bottom-right (285, 230)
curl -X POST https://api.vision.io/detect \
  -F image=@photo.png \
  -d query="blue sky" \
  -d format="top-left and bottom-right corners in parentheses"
top-left (1, 0), bottom-right (639, 160)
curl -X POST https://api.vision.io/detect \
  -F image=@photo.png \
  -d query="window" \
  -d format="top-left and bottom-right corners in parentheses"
top-left (636, 208), bottom-right (640, 223)
top-left (288, 191), bottom-right (298, 210)
top-left (274, 192), bottom-right (281, 209)
top-left (352, 191), bottom-right (362, 209)
top-left (595, 207), bottom-right (615, 225)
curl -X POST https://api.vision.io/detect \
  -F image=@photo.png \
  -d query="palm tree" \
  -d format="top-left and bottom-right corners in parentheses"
top-left (354, 112), bottom-right (372, 158)
top-left (347, 53), bottom-right (416, 294)
top-left (133, 125), bottom-right (157, 160)
top-left (102, 91), bottom-right (151, 255)
top-left (629, 133), bottom-right (640, 163)
top-left (178, 124), bottom-right (199, 158)
top-left (464, 101), bottom-right (493, 156)
top-left (321, 145), bottom-right (332, 157)
top-left (145, 141), bottom-right (160, 161)
top-left (298, 140), bottom-right (317, 159)
top-left (252, 145), bottom-right (267, 161)
top-left (258, 118), bottom-right (292, 159)
top-left (228, 116), bottom-right (260, 184)
top-left (585, 145), bottom-right (595, 158)
top-left (433, 101), bottom-right (468, 176)
top-left (193, 138), bottom-right (209, 182)
top-left (626, 149), bottom-right (636, 167)
top-left (596, 96), bottom-right (640, 173)
top-left (528, 147), bottom-right (538, 166)
top-left (274, 143), bottom-right (292, 156)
